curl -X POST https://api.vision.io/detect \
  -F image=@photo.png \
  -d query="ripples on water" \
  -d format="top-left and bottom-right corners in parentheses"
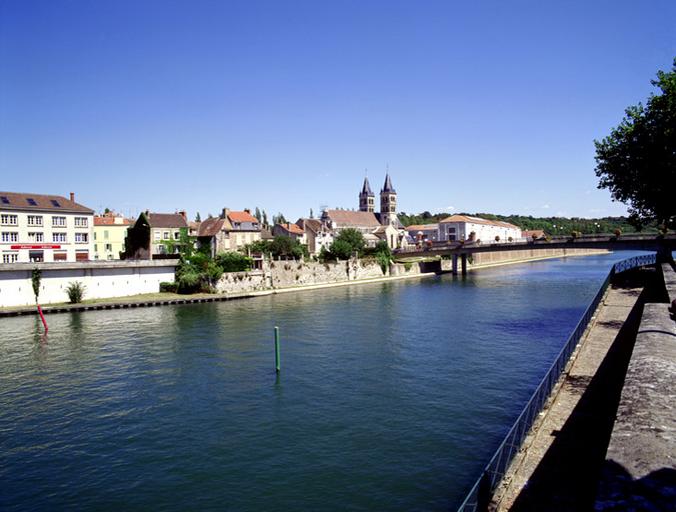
top-left (0, 252), bottom-right (648, 511)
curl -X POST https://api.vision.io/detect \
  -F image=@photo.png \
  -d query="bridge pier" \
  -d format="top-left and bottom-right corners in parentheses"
top-left (461, 254), bottom-right (468, 275)
top-left (452, 254), bottom-right (458, 275)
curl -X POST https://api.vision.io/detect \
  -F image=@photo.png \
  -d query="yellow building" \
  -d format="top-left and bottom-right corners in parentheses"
top-left (93, 213), bottom-right (133, 260)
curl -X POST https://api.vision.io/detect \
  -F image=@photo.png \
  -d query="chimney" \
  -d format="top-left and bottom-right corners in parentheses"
top-left (178, 210), bottom-right (187, 221)
top-left (70, 192), bottom-right (75, 202)
top-left (244, 208), bottom-right (251, 214)
top-left (221, 207), bottom-right (230, 219)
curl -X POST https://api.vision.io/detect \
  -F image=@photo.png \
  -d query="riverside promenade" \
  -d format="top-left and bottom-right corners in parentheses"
top-left (490, 264), bottom-right (675, 511)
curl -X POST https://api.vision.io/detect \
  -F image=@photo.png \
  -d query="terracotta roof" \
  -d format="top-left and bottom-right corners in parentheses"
top-left (406, 224), bottom-right (438, 232)
top-left (324, 209), bottom-right (381, 228)
top-left (197, 217), bottom-right (224, 237)
top-left (523, 230), bottom-right (545, 239)
top-left (296, 218), bottom-right (323, 233)
top-left (439, 214), bottom-right (520, 230)
top-left (227, 211), bottom-right (259, 224)
top-left (276, 222), bottom-right (304, 235)
top-left (146, 213), bottom-right (188, 229)
top-left (0, 191), bottom-right (93, 213)
top-left (260, 228), bottom-right (274, 240)
top-left (94, 215), bottom-right (133, 226)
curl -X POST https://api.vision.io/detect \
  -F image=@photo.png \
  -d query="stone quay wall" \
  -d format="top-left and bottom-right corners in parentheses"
top-left (0, 261), bottom-right (177, 307)
top-left (216, 258), bottom-right (398, 294)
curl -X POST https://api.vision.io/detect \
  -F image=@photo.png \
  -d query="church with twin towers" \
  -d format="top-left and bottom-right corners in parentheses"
top-left (321, 172), bottom-right (406, 249)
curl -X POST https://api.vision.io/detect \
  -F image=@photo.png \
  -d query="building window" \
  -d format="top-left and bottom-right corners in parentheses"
top-left (27, 215), bottom-right (43, 226)
top-left (29, 250), bottom-right (44, 262)
top-left (52, 216), bottom-right (67, 227)
top-left (53, 251), bottom-right (67, 261)
top-left (52, 232), bottom-right (67, 243)
top-left (74, 217), bottom-right (88, 227)
top-left (105, 243), bottom-right (112, 251)
top-left (2, 252), bottom-right (19, 263)
top-left (75, 233), bottom-right (89, 243)
top-left (104, 230), bottom-right (109, 239)
top-left (448, 227), bottom-right (456, 233)
top-left (163, 231), bottom-right (169, 240)
top-left (27, 232), bottom-right (44, 242)
top-left (1, 232), bottom-right (18, 242)
top-left (154, 231), bottom-right (161, 241)
top-left (1, 214), bottom-right (18, 225)
top-left (174, 231), bottom-right (180, 240)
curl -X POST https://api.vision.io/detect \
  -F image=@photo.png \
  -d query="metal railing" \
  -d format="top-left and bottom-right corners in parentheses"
top-left (456, 253), bottom-right (656, 512)
top-left (612, 253), bottom-right (656, 274)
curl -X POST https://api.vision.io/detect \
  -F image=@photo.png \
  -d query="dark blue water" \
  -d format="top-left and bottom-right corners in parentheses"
top-left (0, 252), bottom-right (647, 511)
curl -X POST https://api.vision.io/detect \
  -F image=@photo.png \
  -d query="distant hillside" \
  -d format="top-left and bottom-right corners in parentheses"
top-left (398, 211), bottom-right (657, 235)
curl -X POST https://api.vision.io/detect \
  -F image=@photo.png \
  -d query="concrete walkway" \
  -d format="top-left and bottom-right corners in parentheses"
top-left (491, 274), bottom-right (647, 511)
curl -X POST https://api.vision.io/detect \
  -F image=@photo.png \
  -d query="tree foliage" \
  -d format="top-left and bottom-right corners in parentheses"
top-left (31, 268), bottom-right (41, 303)
top-left (243, 236), bottom-right (308, 259)
top-left (332, 228), bottom-right (365, 256)
top-left (594, 58), bottom-right (676, 229)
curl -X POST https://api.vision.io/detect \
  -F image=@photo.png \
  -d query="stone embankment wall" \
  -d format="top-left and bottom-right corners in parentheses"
top-left (439, 247), bottom-right (609, 271)
top-left (594, 262), bottom-right (676, 511)
top-left (216, 258), bottom-right (400, 294)
top-left (0, 261), bottom-right (176, 307)
top-left (214, 249), bottom-right (608, 295)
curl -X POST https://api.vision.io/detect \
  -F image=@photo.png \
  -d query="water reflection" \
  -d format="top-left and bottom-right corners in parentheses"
top-left (0, 252), bottom-right (651, 511)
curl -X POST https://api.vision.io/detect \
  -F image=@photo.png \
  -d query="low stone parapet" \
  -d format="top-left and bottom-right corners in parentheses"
top-left (594, 302), bottom-right (676, 511)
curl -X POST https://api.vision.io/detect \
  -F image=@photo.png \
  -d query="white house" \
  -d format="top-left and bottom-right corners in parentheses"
top-left (1, 191), bottom-right (94, 263)
top-left (438, 215), bottom-right (521, 243)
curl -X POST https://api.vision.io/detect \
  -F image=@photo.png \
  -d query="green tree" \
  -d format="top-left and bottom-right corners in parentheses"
top-left (195, 212), bottom-right (201, 222)
top-left (329, 239), bottom-right (353, 260)
top-left (333, 228), bottom-right (365, 256)
top-left (268, 236), bottom-right (307, 259)
top-left (216, 252), bottom-right (253, 272)
top-left (31, 268), bottom-right (41, 303)
top-left (262, 210), bottom-right (269, 227)
top-left (254, 207), bottom-right (262, 223)
top-left (594, 58), bottom-right (676, 229)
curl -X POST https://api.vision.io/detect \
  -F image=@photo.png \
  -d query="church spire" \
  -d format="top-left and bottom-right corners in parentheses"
top-left (359, 173), bottom-right (375, 212)
top-left (361, 176), bottom-right (373, 195)
top-left (382, 173), bottom-right (395, 193)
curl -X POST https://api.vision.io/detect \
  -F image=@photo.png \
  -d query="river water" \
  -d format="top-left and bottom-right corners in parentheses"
top-left (0, 252), bottom-right (647, 511)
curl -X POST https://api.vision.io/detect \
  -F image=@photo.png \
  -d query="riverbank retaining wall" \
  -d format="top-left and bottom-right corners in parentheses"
top-left (216, 258), bottom-right (394, 294)
top-left (0, 261), bottom-right (176, 307)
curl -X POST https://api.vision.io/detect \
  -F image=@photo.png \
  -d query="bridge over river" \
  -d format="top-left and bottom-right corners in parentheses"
top-left (396, 233), bottom-right (676, 274)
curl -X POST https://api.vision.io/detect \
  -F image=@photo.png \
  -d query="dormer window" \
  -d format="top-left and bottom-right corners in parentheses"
top-left (50, 199), bottom-right (61, 207)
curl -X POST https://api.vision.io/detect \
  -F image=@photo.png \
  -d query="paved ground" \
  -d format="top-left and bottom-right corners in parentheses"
top-left (491, 270), bottom-right (651, 511)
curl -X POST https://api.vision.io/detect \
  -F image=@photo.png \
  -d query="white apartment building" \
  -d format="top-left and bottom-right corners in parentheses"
top-left (0, 191), bottom-right (94, 263)
top-left (438, 215), bottom-right (522, 243)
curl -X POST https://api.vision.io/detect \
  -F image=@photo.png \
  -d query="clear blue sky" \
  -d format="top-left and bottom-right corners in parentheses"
top-left (1, 0), bottom-right (674, 221)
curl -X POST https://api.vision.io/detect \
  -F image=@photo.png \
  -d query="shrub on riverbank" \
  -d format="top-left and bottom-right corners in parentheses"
top-left (66, 281), bottom-right (86, 303)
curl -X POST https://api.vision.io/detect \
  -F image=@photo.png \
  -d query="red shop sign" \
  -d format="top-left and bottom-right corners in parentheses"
top-left (10, 244), bottom-right (62, 250)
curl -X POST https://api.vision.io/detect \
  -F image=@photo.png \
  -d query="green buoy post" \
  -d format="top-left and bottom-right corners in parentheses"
top-left (274, 326), bottom-right (280, 373)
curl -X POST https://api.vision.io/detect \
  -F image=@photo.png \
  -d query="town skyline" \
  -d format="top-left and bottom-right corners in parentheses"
top-left (2, 1), bottom-right (675, 220)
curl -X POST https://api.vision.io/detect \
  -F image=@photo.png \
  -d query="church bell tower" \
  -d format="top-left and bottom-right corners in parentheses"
top-left (380, 173), bottom-right (397, 225)
top-left (359, 176), bottom-right (375, 212)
